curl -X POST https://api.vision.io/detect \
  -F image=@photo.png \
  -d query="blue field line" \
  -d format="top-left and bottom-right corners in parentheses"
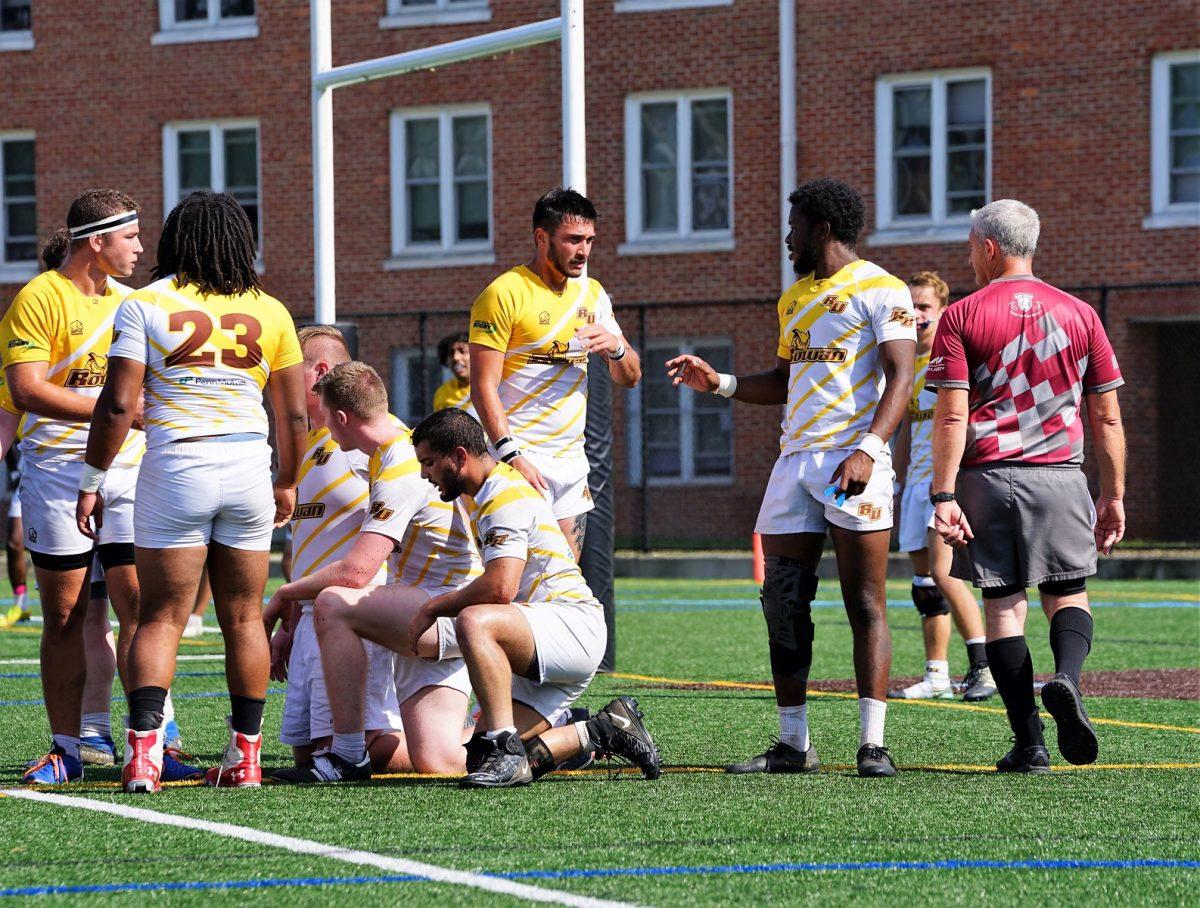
top-left (0, 670), bottom-right (222, 680)
top-left (617, 598), bottom-right (1198, 612)
top-left (0, 687), bottom-right (284, 708)
top-left (3, 857), bottom-right (1198, 897)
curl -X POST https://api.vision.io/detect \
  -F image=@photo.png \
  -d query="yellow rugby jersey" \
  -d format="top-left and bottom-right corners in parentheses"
top-left (108, 276), bottom-right (302, 448)
top-left (0, 270), bottom-right (144, 464)
top-left (469, 266), bottom-right (622, 461)
top-left (290, 427), bottom-right (383, 605)
top-left (775, 259), bottom-right (916, 453)
top-left (432, 377), bottom-right (472, 413)
top-left (905, 353), bottom-right (936, 485)
top-left (468, 461), bottom-right (599, 608)
top-left (365, 424), bottom-right (480, 592)
top-left (0, 373), bottom-right (18, 417)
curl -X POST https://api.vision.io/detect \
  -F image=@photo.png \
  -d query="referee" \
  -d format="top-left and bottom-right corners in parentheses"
top-left (927, 199), bottom-right (1126, 773)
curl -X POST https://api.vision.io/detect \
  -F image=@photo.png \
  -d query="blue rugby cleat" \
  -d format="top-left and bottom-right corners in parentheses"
top-left (23, 746), bottom-right (83, 785)
top-left (161, 746), bottom-right (205, 782)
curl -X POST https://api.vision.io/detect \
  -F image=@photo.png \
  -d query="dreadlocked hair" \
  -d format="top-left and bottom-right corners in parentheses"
top-left (154, 191), bottom-right (262, 296)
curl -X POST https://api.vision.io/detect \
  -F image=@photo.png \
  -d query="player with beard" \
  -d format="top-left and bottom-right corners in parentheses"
top-left (668, 179), bottom-right (916, 777)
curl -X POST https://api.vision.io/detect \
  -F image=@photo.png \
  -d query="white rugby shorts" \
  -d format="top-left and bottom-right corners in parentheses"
top-left (518, 449), bottom-right (593, 521)
top-left (506, 599), bottom-right (606, 722)
top-left (898, 478), bottom-right (936, 553)
top-left (134, 438), bottom-right (274, 550)
top-left (21, 456), bottom-right (136, 556)
top-left (279, 609), bottom-right (402, 746)
top-left (755, 448), bottom-right (896, 535)
top-left (7, 486), bottom-right (19, 520)
top-left (393, 585), bottom-right (473, 705)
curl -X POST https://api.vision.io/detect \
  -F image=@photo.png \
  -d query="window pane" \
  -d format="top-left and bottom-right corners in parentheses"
top-left (647, 446), bottom-right (682, 479)
top-left (455, 180), bottom-right (488, 241)
top-left (692, 412), bottom-right (732, 476)
top-left (1, 0), bottom-right (31, 31)
top-left (3, 140), bottom-right (34, 196)
top-left (947, 79), bottom-right (986, 127)
top-left (6, 199), bottom-right (34, 236)
top-left (691, 100), bottom-right (728, 165)
top-left (452, 115), bottom-right (487, 177)
top-left (405, 119), bottom-right (439, 180)
top-left (400, 0), bottom-right (437, 6)
top-left (894, 155), bottom-right (931, 216)
top-left (223, 128), bottom-right (258, 191)
top-left (947, 149), bottom-right (986, 213)
top-left (641, 102), bottom-right (678, 233)
top-left (177, 130), bottom-right (212, 192)
top-left (175, 0), bottom-right (208, 21)
top-left (893, 87), bottom-right (931, 151)
top-left (408, 184), bottom-right (440, 243)
top-left (1172, 98), bottom-right (1200, 132)
top-left (1170, 172), bottom-right (1200, 204)
top-left (1170, 62), bottom-right (1200, 102)
top-left (691, 100), bottom-right (729, 232)
top-left (641, 103), bottom-right (676, 165)
top-left (220, 0), bottom-right (254, 16)
top-left (1171, 134), bottom-right (1200, 170)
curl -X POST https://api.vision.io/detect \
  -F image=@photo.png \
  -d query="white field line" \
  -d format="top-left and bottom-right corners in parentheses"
top-left (0, 654), bottom-right (226, 666)
top-left (2, 788), bottom-right (644, 908)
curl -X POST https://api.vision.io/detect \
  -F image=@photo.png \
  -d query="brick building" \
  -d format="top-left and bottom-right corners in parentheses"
top-left (0, 1), bottom-right (1196, 545)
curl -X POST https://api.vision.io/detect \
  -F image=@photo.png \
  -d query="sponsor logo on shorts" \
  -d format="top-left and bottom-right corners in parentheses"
top-left (581, 486), bottom-right (592, 502)
top-left (69, 320), bottom-right (84, 336)
top-left (538, 311), bottom-right (551, 326)
top-left (482, 529), bottom-right (509, 548)
top-left (821, 295), bottom-right (849, 314)
top-left (292, 502), bottom-right (325, 520)
top-left (65, 353), bottom-right (108, 388)
top-left (887, 307), bottom-right (916, 328)
top-left (7, 338), bottom-right (29, 349)
top-left (857, 502), bottom-right (883, 521)
top-left (369, 501), bottom-right (395, 522)
top-left (788, 328), bottom-right (846, 364)
top-left (309, 447), bottom-right (333, 466)
top-left (26, 527), bottom-right (36, 543)
top-left (1009, 292), bottom-right (1044, 318)
top-left (472, 319), bottom-right (494, 332)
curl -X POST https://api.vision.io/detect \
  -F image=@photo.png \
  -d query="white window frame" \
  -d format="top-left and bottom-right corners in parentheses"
top-left (1146, 50), bottom-right (1200, 230)
top-left (0, 0), bottom-right (33, 51)
top-left (0, 131), bottom-right (37, 283)
top-left (153, 0), bottom-right (258, 45)
top-left (162, 119), bottom-right (263, 266)
top-left (614, 0), bottom-right (732, 12)
top-left (621, 89), bottom-right (735, 256)
top-left (387, 105), bottom-right (494, 270)
top-left (390, 347), bottom-right (445, 426)
top-left (627, 337), bottom-right (735, 486)
top-left (871, 68), bottom-right (991, 246)
top-left (380, 0), bottom-right (491, 30)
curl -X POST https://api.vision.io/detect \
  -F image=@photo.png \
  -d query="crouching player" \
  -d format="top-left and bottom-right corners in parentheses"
top-left (267, 362), bottom-right (478, 782)
top-left (409, 408), bottom-right (661, 788)
top-left (264, 328), bottom-right (405, 774)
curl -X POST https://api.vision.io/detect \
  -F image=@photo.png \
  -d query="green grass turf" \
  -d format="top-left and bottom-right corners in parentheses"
top-left (0, 577), bottom-right (1196, 905)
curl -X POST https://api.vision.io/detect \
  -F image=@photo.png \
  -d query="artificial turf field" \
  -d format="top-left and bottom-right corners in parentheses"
top-left (0, 576), bottom-right (1197, 905)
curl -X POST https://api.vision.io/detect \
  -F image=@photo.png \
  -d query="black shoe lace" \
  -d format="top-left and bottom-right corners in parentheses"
top-left (961, 665), bottom-right (982, 692)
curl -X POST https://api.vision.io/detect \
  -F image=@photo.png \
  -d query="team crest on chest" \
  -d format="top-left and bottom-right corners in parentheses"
top-left (1009, 292), bottom-right (1044, 318)
top-left (538, 311), bottom-right (551, 325)
top-left (789, 329), bottom-right (847, 364)
top-left (70, 320), bottom-right (84, 336)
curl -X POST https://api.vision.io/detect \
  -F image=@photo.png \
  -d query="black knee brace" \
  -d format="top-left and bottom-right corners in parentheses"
top-left (1038, 577), bottom-right (1087, 596)
top-left (761, 556), bottom-right (818, 683)
top-left (912, 583), bottom-right (950, 618)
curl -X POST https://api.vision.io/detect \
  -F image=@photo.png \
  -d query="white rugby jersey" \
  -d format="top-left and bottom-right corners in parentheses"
top-left (905, 353), bottom-right (936, 485)
top-left (776, 259), bottom-right (916, 453)
top-left (290, 427), bottom-right (383, 609)
top-left (469, 267), bottom-right (622, 462)
top-left (365, 424), bottom-right (480, 592)
top-left (108, 276), bottom-right (302, 449)
top-left (468, 461), bottom-right (600, 608)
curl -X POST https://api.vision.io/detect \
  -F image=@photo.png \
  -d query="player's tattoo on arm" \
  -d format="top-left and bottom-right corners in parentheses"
top-left (571, 512), bottom-right (587, 554)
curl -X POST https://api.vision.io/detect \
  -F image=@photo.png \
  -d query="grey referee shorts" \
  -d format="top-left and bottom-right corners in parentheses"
top-left (951, 462), bottom-right (1097, 591)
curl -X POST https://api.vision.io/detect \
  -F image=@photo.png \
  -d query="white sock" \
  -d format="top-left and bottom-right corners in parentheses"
top-left (965, 636), bottom-right (985, 646)
top-left (484, 725), bottom-right (517, 740)
top-left (925, 660), bottom-right (950, 685)
top-left (80, 712), bottom-right (111, 740)
top-left (858, 698), bottom-right (887, 748)
top-left (331, 732), bottom-right (366, 763)
top-left (574, 720), bottom-right (592, 752)
top-left (163, 690), bottom-right (175, 724)
top-left (51, 734), bottom-right (81, 760)
top-left (777, 704), bottom-right (810, 751)
top-left (912, 574), bottom-right (936, 588)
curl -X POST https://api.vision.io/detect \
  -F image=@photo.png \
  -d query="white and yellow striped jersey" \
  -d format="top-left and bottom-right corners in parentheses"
top-left (109, 276), bottom-right (302, 449)
top-left (290, 427), bottom-right (383, 603)
top-left (776, 259), bottom-right (916, 453)
top-left (0, 270), bottom-right (144, 465)
top-left (905, 353), bottom-right (935, 485)
top-left (468, 461), bottom-right (599, 607)
top-left (469, 266), bottom-right (622, 461)
top-left (365, 424), bottom-right (480, 592)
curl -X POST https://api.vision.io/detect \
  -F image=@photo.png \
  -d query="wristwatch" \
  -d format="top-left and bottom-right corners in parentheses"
top-left (929, 491), bottom-right (956, 505)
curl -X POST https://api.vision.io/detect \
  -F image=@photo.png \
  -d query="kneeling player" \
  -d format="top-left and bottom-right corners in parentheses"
top-left (411, 408), bottom-right (661, 788)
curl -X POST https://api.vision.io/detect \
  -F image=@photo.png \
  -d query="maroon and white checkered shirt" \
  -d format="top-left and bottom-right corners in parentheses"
top-left (926, 276), bottom-right (1123, 466)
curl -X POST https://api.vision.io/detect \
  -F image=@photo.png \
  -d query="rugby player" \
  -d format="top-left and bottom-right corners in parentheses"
top-left (667, 179), bottom-right (915, 777)
top-left (77, 191), bottom-right (308, 792)
top-left (469, 189), bottom-right (640, 559)
top-left (268, 361), bottom-right (478, 781)
top-left (432, 332), bottom-right (473, 413)
top-left (928, 199), bottom-right (1125, 771)
top-left (410, 408), bottom-right (661, 788)
top-left (890, 271), bottom-right (995, 702)
top-left (263, 330), bottom-right (405, 775)
top-left (1, 190), bottom-right (149, 784)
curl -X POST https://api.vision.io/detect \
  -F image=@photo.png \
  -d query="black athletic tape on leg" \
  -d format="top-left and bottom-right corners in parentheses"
top-left (761, 556), bottom-right (818, 683)
top-left (911, 583), bottom-right (950, 618)
top-left (525, 736), bottom-right (556, 780)
top-left (230, 694), bottom-right (266, 736)
top-left (96, 542), bottom-right (136, 569)
top-left (29, 548), bottom-right (93, 572)
top-left (1038, 577), bottom-right (1087, 596)
top-left (129, 685), bottom-right (168, 733)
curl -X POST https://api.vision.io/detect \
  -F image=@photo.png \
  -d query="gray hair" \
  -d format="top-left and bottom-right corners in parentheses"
top-left (970, 199), bottom-right (1040, 258)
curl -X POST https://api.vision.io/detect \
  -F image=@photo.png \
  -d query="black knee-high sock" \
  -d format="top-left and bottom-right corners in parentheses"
top-left (230, 694), bottom-right (265, 736)
top-left (128, 686), bottom-right (168, 733)
top-left (966, 640), bottom-right (988, 668)
top-left (985, 636), bottom-right (1043, 747)
top-left (1049, 607), bottom-right (1093, 686)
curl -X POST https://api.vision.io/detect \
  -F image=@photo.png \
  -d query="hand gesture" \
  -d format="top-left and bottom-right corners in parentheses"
top-left (933, 500), bottom-right (974, 547)
top-left (76, 491), bottom-right (105, 541)
top-left (269, 626), bottom-right (293, 682)
top-left (665, 354), bottom-right (719, 393)
top-left (509, 455), bottom-right (550, 498)
top-left (574, 323), bottom-right (622, 357)
top-left (828, 450), bottom-right (875, 501)
top-left (1094, 496), bottom-right (1125, 555)
top-left (273, 484), bottom-right (296, 528)
top-left (407, 603), bottom-right (438, 657)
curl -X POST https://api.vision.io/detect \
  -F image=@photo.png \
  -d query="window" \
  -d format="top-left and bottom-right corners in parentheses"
top-left (615, 0), bottom-right (732, 11)
top-left (0, 134), bottom-right (36, 278)
top-left (873, 69), bottom-right (990, 245)
top-left (623, 92), bottom-right (733, 255)
top-left (388, 107), bottom-right (493, 268)
top-left (627, 339), bottom-right (733, 484)
top-left (391, 349), bottom-right (445, 426)
top-left (163, 121), bottom-right (262, 253)
top-left (0, 0), bottom-right (33, 51)
top-left (154, 0), bottom-right (257, 45)
top-left (1148, 51), bottom-right (1200, 229)
top-left (381, 0), bottom-right (491, 29)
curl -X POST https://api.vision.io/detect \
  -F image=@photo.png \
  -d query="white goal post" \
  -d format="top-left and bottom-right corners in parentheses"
top-left (309, 0), bottom-right (587, 325)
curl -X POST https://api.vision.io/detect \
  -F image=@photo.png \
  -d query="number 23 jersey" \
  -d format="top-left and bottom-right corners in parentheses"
top-left (109, 276), bottom-right (302, 449)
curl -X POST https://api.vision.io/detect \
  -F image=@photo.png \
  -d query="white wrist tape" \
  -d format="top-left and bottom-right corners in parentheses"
top-left (79, 463), bottom-right (107, 494)
top-left (494, 436), bottom-right (522, 463)
top-left (856, 433), bottom-right (887, 462)
top-left (609, 343), bottom-right (626, 361)
top-left (714, 373), bottom-right (738, 398)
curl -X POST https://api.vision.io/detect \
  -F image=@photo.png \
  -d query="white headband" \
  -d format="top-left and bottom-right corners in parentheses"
top-left (69, 210), bottom-right (139, 240)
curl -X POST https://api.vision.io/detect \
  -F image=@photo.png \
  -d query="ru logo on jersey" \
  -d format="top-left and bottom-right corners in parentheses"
top-left (369, 501), bottom-right (395, 521)
top-left (310, 447), bottom-right (333, 466)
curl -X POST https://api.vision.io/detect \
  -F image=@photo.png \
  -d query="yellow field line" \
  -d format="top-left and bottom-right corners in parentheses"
top-left (610, 672), bottom-right (1200, 736)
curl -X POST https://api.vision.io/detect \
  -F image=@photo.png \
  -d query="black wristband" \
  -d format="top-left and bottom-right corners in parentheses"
top-left (499, 450), bottom-right (522, 464)
top-left (929, 491), bottom-right (956, 505)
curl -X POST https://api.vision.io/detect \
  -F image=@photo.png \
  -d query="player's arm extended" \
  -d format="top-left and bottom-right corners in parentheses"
top-left (269, 531), bottom-right (395, 604)
top-left (469, 344), bottom-right (511, 445)
top-left (1086, 389), bottom-right (1126, 554)
top-left (84, 356), bottom-right (145, 470)
top-left (6, 362), bottom-right (99, 423)
top-left (892, 411), bottom-right (912, 489)
top-left (424, 556), bottom-right (523, 618)
top-left (267, 362), bottom-right (310, 526)
top-left (666, 353), bottom-right (790, 405)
